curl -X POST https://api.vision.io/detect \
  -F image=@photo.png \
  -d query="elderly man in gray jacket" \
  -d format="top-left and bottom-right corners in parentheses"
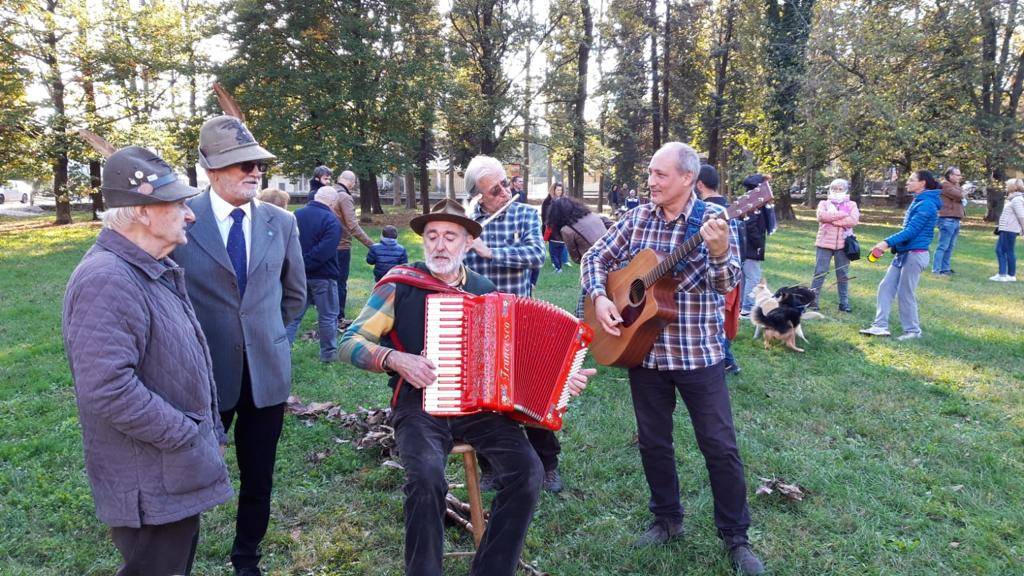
top-left (63, 146), bottom-right (232, 576)
top-left (172, 115), bottom-right (305, 576)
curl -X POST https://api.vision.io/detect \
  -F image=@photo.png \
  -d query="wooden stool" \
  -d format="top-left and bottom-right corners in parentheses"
top-left (450, 442), bottom-right (486, 547)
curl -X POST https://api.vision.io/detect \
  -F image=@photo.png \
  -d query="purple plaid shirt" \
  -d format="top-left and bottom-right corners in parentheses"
top-left (581, 197), bottom-right (742, 371)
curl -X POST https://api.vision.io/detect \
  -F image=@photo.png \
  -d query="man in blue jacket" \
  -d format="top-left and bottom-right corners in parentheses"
top-left (286, 186), bottom-right (343, 361)
top-left (860, 170), bottom-right (943, 340)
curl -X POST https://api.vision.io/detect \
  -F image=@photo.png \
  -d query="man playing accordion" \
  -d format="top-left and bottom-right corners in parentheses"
top-left (339, 198), bottom-right (593, 576)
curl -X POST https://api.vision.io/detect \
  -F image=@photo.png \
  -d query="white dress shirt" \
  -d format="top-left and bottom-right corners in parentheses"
top-left (210, 190), bottom-right (254, 261)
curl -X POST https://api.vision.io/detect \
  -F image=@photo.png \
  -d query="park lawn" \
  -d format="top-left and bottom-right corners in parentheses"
top-left (0, 204), bottom-right (1022, 575)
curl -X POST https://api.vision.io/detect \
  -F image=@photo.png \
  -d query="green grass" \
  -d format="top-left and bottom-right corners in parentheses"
top-left (1, 205), bottom-right (1022, 575)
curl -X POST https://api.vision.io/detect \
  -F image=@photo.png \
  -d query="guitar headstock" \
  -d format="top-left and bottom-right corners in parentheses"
top-left (726, 181), bottom-right (774, 221)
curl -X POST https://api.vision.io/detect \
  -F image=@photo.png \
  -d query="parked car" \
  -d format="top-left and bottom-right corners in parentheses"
top-left (0, 184), bottom-right (30, 204)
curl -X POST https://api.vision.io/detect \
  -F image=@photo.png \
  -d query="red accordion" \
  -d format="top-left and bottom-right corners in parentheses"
top-left (423, 292), bottom-right (594, 431)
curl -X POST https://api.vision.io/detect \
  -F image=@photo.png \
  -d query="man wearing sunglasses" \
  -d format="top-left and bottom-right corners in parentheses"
top-left (461, 155), bottom-right (568, 493)
top-left (172, 114), bottom-right (306, 576)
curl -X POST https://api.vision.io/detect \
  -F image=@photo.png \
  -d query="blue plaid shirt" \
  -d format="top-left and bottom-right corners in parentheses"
top-left (581, 198), bottom-right (742, 371)
top-left (463, 201), bottom-right (545, 297)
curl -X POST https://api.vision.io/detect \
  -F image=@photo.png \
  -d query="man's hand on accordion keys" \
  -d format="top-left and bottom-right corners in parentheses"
top-left (387, 351), bottom-right (438, 389)
top-left (567, 367), bottom-right (597, 397)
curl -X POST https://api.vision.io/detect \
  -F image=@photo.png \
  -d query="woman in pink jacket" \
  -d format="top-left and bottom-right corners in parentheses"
top-left (810, 178), bottom-right (860, 312)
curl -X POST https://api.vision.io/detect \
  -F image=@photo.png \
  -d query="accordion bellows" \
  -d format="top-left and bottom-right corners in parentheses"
top-left (423, 293), bottom-right (593, 431)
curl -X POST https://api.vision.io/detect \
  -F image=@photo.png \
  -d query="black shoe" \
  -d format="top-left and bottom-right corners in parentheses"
top-left (542, 468), bottom-right (563, 493)
top-left (235, 568), bottom-right (262, 576)
top-left (724, 362), bottom-right (742, 375)
top-left (479, 471), bottom-right (497, 492)
top-left (633, 518), bottom-right (684, 547)
top-left (838, 306), bottom-right (851, 313)
top-left (727, 544), bottom-right (765, 575)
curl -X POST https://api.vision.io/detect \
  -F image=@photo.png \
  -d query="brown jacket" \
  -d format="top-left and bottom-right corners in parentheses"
top-left (938, 181), bottom-right (965, 219)
top-left (560, 212), bottom-right (611, 263)
top-left (332, 184), bottom-right (374, 251)
top-left (63, 229), bottom-right (232, 528)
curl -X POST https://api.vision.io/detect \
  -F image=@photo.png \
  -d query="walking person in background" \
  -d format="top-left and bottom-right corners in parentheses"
top-left (623, 188), bottom-right (641, 211)
top-left (739, 174), bottom-right (777, 317)
top-left (548, 195), bottom-right (610, 264)
top-left (308, 165), bottom-right (332, 203)
top-left (860, 170), bottom-right (942, 341)
top-left (810, 179), bottom-right (860, 313)
top-left (541, 182), bottom-right (570, 273)
top-left (932, 166), bottom-right (965, 276)
top-left (367, 225), bottom-right (409, 281)
top-left (608, 184), bottom-right (621, 213)
top-left (332, 170), bottom-right (375, 328)
top-left (696, 164), bottom-right (742, 374)
top-left (285, 186), bottom-right (342, 362)
top-left (510, 175), bottom-right (527, 203)
top-left (991, 178), bottom-right (1024, 282)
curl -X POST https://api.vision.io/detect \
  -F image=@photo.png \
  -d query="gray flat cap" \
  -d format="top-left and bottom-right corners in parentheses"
top-left (198, 115), bottom-right (276, 170)
top-left (102, 146), bottom-right (199, 208)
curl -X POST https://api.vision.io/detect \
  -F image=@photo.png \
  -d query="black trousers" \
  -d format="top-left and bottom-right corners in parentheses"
top-left (479, 428), bottom-right (561, 474)
top-left (110, 514), bottom-right (200, 576)
top-left (392, 388), bottom-right (542, 576)
top-left (628, 362), bottom-right (751, 540)
top-left (336, 249), bottom-right (351, 321)
top-left (220, 361), bottom-right (285, 570)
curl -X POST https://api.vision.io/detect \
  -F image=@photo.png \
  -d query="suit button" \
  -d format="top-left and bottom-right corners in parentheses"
top-left (235, 345), bottom-right (242, 351)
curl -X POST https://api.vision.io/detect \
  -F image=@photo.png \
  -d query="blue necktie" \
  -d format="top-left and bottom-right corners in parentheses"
top-left (227, 208), bottom-right (247, 298)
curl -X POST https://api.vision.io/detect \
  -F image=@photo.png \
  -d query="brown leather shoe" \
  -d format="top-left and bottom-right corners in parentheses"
top-left (633, 518), bottom-right (683, 547)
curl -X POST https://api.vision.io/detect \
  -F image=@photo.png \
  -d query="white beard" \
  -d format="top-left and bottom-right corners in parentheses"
top-left (426, 250), bottom-right (465, 277)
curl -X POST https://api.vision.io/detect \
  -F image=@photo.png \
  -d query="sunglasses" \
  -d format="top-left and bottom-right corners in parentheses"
top-left (485, 179), bottom-right (510, 197)
top-left (235, 160), bottom-right (270, 174)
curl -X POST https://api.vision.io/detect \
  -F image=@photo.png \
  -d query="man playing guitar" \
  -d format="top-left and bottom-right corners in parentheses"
top-left (581, 142), bottom-right (765, 575)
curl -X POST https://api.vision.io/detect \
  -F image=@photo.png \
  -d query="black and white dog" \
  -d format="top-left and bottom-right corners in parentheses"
top-left (750, 280), bottom-right (822, 352)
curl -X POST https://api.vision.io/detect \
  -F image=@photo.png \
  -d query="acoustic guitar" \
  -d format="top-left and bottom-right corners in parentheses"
top-left (583, 183), bottom-right (774, 367)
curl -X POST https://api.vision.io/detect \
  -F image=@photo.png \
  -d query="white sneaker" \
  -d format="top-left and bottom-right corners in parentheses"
top-left (896, 332), bottom-right (922, 341)
top-left (989, 274), bottom-right (1005, 281)
top-left (1005, 275), bottom-right (1017, 282)
top-left (859, 326), bottom-right (891, 336)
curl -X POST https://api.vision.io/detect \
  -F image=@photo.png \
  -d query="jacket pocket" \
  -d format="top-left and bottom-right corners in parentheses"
top-left (161, 423), bottom-right (226, 495)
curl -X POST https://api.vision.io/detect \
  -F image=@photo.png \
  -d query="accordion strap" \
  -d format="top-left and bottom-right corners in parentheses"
top-left (375, 264), bottom-right (468, 295)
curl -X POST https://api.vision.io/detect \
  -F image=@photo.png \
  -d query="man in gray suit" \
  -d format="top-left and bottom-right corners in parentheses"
top-left (172, 115), bottom-right (305, 576)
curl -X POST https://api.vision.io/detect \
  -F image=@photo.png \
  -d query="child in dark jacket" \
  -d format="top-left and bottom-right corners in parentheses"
top-left (367, 225), bottom-right (408, 281)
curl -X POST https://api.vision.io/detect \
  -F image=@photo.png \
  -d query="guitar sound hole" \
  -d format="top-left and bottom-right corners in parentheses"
top-left (628, 280), bottom-right (645, 306)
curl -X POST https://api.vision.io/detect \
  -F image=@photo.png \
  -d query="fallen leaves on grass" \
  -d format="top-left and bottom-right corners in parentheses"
top-left (756, 477), bottom-right (808, 502)
top-left (287, 396), bottom-right (397, 460)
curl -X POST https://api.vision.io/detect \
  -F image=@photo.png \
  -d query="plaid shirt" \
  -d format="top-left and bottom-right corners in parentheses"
top-left (581, 198), bottom-right (742, 371)
top-left (337, 281), bottom-right (399, 373)
top-left (463, 201), bottom-right (545, 297)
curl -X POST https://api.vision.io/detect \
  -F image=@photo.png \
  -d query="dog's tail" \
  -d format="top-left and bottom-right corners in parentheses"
top-left (802, 310), bottom-right (825, 321)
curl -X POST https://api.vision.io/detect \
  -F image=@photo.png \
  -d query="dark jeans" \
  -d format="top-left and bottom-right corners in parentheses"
top-left (392, 387), bottom-right (542, 576)
top-left (110, 514), bottom-right (200, 576)
top-left (933, 216), bottom-right (960, 273)
top-left (219, 362), bottom-right (285, 571)
top-left (627, 363), bottom-right (751, 539)
top-left (996, 231), bottom-right (1018, 276)
top-left (548, 240), bottom-right (568, 271)
top-left (285, 278), bottom-right (340, 360)
top-left (336, 249), bottom-right (351, 320)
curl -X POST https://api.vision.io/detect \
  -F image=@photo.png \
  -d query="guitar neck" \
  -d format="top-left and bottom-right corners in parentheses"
top-left (640, 213), bottom-right (721, 288)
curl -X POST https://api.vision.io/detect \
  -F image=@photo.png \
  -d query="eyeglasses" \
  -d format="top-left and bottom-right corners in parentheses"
top-left (485, 180), bottom-right (510, 197)
top-left (236, 161), bottom-right (269, 174)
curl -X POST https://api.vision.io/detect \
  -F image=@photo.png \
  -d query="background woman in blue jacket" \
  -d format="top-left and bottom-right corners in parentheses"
top-left (860, 170), bottom-right (943, 340)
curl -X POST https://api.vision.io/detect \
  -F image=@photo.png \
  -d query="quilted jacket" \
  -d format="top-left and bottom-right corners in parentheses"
top-left (62, 229), bottom-right (232, 528)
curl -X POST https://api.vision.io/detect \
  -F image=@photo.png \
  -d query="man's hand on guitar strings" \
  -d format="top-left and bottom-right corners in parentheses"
top-left (389, 352), bottom-right (437, 389)
top-left (567, 367), bottom-right (597, 397)
top-left (593, 295), bottom-right (623, 336)
top-left (700, 218), bottom-right (730, 258)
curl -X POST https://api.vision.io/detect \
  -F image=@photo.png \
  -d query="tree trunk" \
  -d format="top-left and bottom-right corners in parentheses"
top-left (850, 168), bottom-right (864, 205)
top-left (706, 0), bottom-right (736, 167)
top-left (89, 161), bottom-right (103, 219)
top-left (523, 0), bottom-right (533, 204)
top-left (571, 0), bottom-right (592, 199)
top-left (661, 0), bottom-right (671, 143)
top-left (804, 169), bottom-right (817, 208)
top-left (359, 174), bottom-right (383, 219)
top-left (447, 155), bottom-right (456, 200)
top-left (405, 173), bottom-right (416, 209)
top-left (46, 0), bottom-right (70, 225)
top-left (419, 161), bottom-right (430, 215)
top-left (649, 0), bottom-right (661, 151)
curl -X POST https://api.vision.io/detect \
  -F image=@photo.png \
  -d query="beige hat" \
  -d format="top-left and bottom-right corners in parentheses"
top-left (197, 115), bottom-right (276, 170)
top-left (409, 198), bottom-right (482, 237)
